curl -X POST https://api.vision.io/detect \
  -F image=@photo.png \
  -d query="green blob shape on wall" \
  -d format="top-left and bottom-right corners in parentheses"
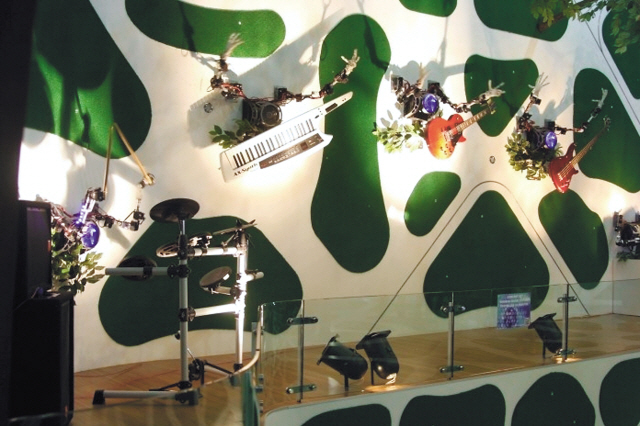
top-left (573, 68), bottom-right (640, 193)
top-left (424, 191), bottom-right (549, 317)
top-left (25, 0), bottom-right (151, 158)
top-left (400, 385), bottom-right (505, 426)
top-left (602, 12), bottom-right (640, 98)
top-left (464, 55), bottom-right (539, 137)
top-left (311, 15), bottom-right (391, 273)
top-left (539, 190), bottom-right (608, 289)
top-left (302, 404), bottom-right (391, 426)
top-left (600, 358), bottom-right (640, 426)
top-left (98, 216), bottom-right (302, 346)
top-left (474, 0), bottom-right (567, 41)
top-left (399, 0), bottom-right (456, 17)
top-left (404, 172), bottom-right (461, 236)
top-left (512, 372), bottom-right (595, 426)
top-left (126, 0), bottom-right (285, 57)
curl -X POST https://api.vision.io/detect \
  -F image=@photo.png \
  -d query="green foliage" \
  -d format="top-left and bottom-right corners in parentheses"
top-left (209, 119), bottom-right (263, 149)
top-left (51, 229), bottom-right (104, 295)
top-left (505, 131), bottom-right (562, 180)
top-left (531, 0), bottom-right (640, 53)
top-left (372, 120), bottom-right (426, 153)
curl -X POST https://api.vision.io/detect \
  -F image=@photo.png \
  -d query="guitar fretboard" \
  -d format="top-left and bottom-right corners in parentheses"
top-left (453, 101), bottom-right (494, 135)
top-left (558, 120), bottom-right (610, 179)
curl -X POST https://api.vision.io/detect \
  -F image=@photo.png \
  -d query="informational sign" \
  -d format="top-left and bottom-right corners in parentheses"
top-left (497, 292), bottom-right (531, 329)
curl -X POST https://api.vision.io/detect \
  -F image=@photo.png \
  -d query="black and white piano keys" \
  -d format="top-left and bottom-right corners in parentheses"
top-left (219, 92), bottom-right (353, 182)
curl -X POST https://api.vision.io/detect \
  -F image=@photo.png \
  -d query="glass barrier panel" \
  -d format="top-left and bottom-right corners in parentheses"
top-left (361, 291), bottom-right (452, 387)
top-left (570, 279), bottom-right (640, 359)
top-left (259, 293), bottom-right (457, 411)
top-left (613, 278), bottom-right (640, 316)
top-left (19, 279), bottom-right (638, 425)
top-left (447, 285), bottom-right (559, 379)
top-left (259, 299), bottom-right (308, 410)
top-left (258, 280), bottom-right (640, 413)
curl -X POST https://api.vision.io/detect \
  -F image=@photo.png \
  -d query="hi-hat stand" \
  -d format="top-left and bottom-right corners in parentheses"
top-left (155, 219), bottom-right (263, 383)
top-left (93, 198), bottom-right (203, 405)
top-left (194, 221), bottom-right (263, 376)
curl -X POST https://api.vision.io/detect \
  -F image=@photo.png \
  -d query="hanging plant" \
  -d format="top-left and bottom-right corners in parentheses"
top-left (372, 119), bottom-right (426, 153)
top-left (505, 131), bottom-right (562, 181)
top-left (209, 118), bottom-right (264, 149)
top-left (51, 228), bottom-right (104, 295)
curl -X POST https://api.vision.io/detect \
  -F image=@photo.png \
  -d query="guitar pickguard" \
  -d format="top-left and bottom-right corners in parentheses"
top-left (548, 143), bottom-right (578, 193)
top-left (426, 114), bottom-right (465, 159)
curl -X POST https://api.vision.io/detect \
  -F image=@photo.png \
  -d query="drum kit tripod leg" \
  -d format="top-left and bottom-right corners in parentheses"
top-left (93, 198), bottom-right (262, 406)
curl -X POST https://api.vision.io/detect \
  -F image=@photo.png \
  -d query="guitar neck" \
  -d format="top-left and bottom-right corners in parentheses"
top-left (456, 106), bottom-right (491, 133)
top-left (569, 125), bottom-right (608, 167)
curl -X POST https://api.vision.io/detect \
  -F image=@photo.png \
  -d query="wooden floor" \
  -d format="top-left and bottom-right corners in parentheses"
top-left (40, 314), bottom-right (640, 425)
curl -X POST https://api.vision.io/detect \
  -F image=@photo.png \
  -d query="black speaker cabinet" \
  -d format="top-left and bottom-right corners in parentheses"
top-left (14, 200), bottom-right (52, 307)
top-left (10, 292), bottom-right (74, 425)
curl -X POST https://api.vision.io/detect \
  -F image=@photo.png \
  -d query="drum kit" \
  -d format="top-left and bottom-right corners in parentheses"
top-left (93, 198), bottom-right (263, 405)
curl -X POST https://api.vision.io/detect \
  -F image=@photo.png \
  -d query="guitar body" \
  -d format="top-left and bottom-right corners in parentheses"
top-left (426, 114), bottom-right (466, 159)
top-left (548, 143), bottom-right (578, 193)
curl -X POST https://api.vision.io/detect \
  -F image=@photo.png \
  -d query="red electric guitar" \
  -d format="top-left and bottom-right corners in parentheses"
top-left (548, 117), bottom-right (611, 193)
top-left (425, 99), bottom-right (495, 159)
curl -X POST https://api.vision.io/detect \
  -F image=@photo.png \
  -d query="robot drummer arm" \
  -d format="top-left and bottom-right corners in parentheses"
top-left (516, 74), bottom-right (550, 132)
top-left (271, 49), bottom-right (359, 103)
top-left (481, 80), bottom-right (506, 99)
top-left (580, 88), bottom-right (608, 130)
top-left (415, 63), bottom-right (429, 89)
top-left (316, 49), bottom-right (360, 98)
top-left (210, 33), bottom-right (246, 99)
top-left (524, 73), bottom-right (549, 111)
top-left (449, 80), bottom-right (505, 113)
top-left (551, 88), bottom-right (608, 134)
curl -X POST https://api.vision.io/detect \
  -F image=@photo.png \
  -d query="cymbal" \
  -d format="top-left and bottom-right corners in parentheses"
top-left (150, 198), bottom-right (199, 223)
top-left (211, 220), bottom-right (256, 236)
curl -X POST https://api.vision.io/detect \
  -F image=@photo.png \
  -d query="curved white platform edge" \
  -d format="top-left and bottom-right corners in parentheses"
top-left (264, 350), bottom-right (639, 426)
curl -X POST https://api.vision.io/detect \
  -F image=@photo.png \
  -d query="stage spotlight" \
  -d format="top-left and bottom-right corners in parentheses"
top-left (528, 313), bottom-right (563, 357)
top-left (199, 266), bottom-right (234, 295)
top-left (317, 335), bottom-right (368, 390)
top-left (356, 330), bottom-right (399, 385)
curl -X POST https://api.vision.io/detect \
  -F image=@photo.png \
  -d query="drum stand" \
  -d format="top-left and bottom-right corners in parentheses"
top-left (93, 199), bottom-right (262, 405)
top-left (91, 199), bottom-right (200, 405)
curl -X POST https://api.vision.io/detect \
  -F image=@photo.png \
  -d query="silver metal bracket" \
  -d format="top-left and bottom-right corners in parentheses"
top-left (439, 365), bottom-right (464, 374)
top-left (287, 316), bottom-right (318, 325)
top-left (285, 384), bottom-right (317, 395)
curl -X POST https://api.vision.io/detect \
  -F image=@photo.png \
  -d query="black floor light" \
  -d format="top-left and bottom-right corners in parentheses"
top-left (317, 335), bottom-right (368, 390)
top-left (356, 330), bottom-right (399, 385)
top-left (528, 313), bottom-right (563, 358)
